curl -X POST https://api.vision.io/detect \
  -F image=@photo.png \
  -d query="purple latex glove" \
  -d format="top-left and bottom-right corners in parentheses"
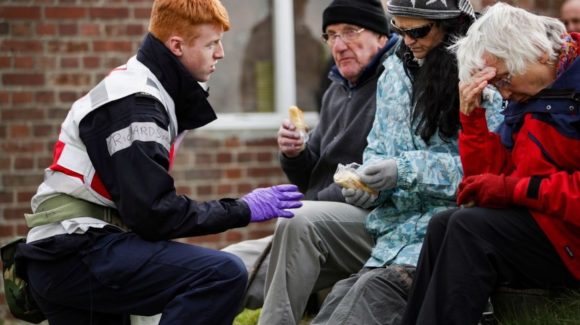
top-left (241, 184), bottom-right (304, 222)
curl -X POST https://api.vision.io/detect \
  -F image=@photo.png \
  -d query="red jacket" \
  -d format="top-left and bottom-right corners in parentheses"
top-left (458, 39), bottom-right (580, 279)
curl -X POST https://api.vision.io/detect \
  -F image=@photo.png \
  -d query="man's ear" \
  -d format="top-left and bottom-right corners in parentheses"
top-left (165, 36), bottom-right (184, 57)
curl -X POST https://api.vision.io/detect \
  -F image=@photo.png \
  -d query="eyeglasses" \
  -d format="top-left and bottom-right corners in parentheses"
top-left (391, 21), bottom-right (434, 39)
top-left (489, 73), bottom-right (512, 89)
top-left (321, 28), bottom-right (365, 45)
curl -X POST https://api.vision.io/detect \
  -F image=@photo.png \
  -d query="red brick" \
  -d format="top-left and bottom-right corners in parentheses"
top-left (225, 168), bottom-right (242, 179)
top-left (90, 7), bottom-right (129, 19)
top-left (248, 138), bottom-right (278, 147)
top-left (14, 157), bottom-right (34, 170)
top-left (10, 124), bottom-right (30, 137)
top-left (0, 91), bottom-right (9, 105)
top-left (248, 167), bottom-right (285, 178)
top-left (257, 152), bottom-right (273, 162)
top-left (133, 7), bottom-right (151, 19)
top-left (195, 153), bottom-right (213, 164)
top-left (0, 192), bottom-right (13, 204)
top-left (2, 73), bottom-right (44, 86)
top-left (83, 56), bottom-right (100, 68)
top-left (59, 91), bottom-right (80, 103)
top-left (16, 191), bottom-right (35, 203)
top-left (38, 56), bottom-right (57, 69)
top-left (127, 24), bottom-right (145, 36)
top-left (4, 207), bottom-right (31, 221)
top-left (196, 185), bottom-right (213, 196)
top-left (237, 183), bottom-right (253, 194)
top-left (0, 158), bottom-right (10, 169)
top-left (33, 124), bottom-right (55, 137)
top-left (12, 91), bottom-right (34, 105)
top-left (16, 224), bottom-right (29, 236)
top-left (14, 56), bottom-right (34, 69)
top-left (59, 23), bottom-right (79, 36)
top-left (217, 184), bottom-right (233, 195)
top-left (36, 156), bottom-right (53, 169)
top-left (249, 230), bottom-right (275, 239)
top-left (45, 7), bottom-right (87, 19)
top-left (175, 186), bottom-right (192, 196)
top-left (0, 56), bottom-right (11, 68)
top-left (80, 23), bottom-right (100, 36)
top-left (0, 7), bottom-right (41, 20)
top-left (1, 141), bottom-right (45, 154)
top-left (93, 40), bottom-right (133, 52)
top-left (61, 57), bottom-right (79, 68)
top-left (2, 174), bottom-right (43, 187)
top-left (35, 91), bottom-right (55, 104)
top-left (237, 152), bottom-right (253, 163)
top-left (0, 225), bottom-right (16, 237)
top-left (37, 23), bottom-right (57, 36)
top-left (47, 40), bottom-right (89, 53)
top-left (224, 137), bottom-right (241, 148)
top-left (217, 152), bottom-right (232, 163)
top-left (11, 22), bottom-right (33, 37)
top-left (1, 108), bottom-right (45, 121)
top-left (225, 230), bottom-right (244, 242)
top-left (0, 40), bottom-right (42, 52)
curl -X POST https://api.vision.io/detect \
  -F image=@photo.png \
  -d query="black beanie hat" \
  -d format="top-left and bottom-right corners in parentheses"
top-left (323, 0), bottom-right (390, 35)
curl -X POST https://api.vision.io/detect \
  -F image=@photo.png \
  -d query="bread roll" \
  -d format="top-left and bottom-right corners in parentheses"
top-left (334, 169), bottom-right (377, 194)
top-left (289, 105), bottom-right (307, 132)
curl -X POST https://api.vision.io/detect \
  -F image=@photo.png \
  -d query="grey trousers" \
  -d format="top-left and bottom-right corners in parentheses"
top-left (257, 201), bottom-right (374, 325)
top-left (311, 265), bottom-right (415, 325)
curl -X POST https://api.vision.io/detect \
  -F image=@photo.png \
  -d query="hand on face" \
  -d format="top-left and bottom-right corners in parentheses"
top-left (277, 119), bottom-right (305, 158)
top-left (459, 67), bottom-right (496, 115)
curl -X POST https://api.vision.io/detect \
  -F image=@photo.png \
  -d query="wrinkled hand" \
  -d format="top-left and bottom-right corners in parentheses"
top-left (359, 160), bottom-right (398, 191)
top-left (242, 184), bottom-right (304, 222)
top-left (457, 174), bottom-right (520, 208)
top-left (459, 67), bottom-right (495, 116)
top-left (278, 119), bottom-right (306, 158)
top-left (342, 188), bottom-right (377, 209)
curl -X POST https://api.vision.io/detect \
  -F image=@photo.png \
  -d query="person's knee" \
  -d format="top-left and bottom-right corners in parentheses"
top-left (427, 209), bottom-right (453, 234)
top-left (445, 208), bottom-right (488, 239)
top-left (210, 252), bottom-right (248, 289)
top-left (274, 209), bottom-right (313, 236)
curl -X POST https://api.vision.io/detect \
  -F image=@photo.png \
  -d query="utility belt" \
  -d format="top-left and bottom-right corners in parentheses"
top-left (25, 194), bottom-right (129, 231)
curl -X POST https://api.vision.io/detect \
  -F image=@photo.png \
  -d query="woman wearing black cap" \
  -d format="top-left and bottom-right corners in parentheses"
top-left (311, 0), bottom-right (504, 324)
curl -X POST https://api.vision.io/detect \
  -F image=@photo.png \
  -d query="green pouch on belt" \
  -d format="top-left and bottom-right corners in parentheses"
top-left (1, 237), bottom-right (46, 324)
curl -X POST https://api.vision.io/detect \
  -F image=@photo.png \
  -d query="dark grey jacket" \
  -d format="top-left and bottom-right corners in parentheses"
top-left (280, 34), bottom-right (401, 202)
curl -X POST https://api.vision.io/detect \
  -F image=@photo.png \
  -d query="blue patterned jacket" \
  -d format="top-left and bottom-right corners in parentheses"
top-left (363, 51), bottom-right (504, 267)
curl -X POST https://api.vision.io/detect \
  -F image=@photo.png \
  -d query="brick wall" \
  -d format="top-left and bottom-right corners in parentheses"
top-left (0, 0), bottom-right (567, 322)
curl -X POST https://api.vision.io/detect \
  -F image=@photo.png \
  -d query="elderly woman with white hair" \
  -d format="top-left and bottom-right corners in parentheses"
top-left (401, 2), bottom-right (580, 324)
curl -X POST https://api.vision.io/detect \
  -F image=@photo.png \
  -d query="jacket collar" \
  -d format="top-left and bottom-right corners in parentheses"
top-left (137, 33), bottom-right (217, 133)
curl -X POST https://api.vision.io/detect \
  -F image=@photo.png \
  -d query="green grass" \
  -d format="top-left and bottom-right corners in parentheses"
top-left (233, 309), bottom-right (261, 325)
top-left (495, 290), bottom-right (580, 325)
top-left (233, 308), bottom-right (313, 325)
top-left (233, 291), bottom-right (580, 325)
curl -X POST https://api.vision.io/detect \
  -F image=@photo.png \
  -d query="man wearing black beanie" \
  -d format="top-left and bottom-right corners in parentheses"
top-left (254, 1), bottom-right (401, 324)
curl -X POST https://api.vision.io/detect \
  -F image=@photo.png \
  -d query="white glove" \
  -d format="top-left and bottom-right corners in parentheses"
top-left (342, 188), bottom-right (377, 209)
top-left (359, 159), bottom-right (398, 191)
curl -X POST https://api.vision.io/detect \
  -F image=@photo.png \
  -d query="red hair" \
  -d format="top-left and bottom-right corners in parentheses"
top-left (149, 0), bottom-right (230, 44)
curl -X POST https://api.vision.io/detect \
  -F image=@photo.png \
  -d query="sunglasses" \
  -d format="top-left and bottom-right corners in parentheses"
top-left (391, 21), bottom-right (434, 39)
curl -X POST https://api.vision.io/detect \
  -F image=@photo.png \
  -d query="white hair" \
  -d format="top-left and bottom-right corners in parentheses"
top-left (451, 2), bottom-right (566, 83)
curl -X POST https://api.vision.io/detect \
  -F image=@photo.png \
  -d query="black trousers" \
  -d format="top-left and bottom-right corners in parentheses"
top-left (401, 207), bottom-right (579, 325)
top-left (25, 231), bottom-right (248, 325)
